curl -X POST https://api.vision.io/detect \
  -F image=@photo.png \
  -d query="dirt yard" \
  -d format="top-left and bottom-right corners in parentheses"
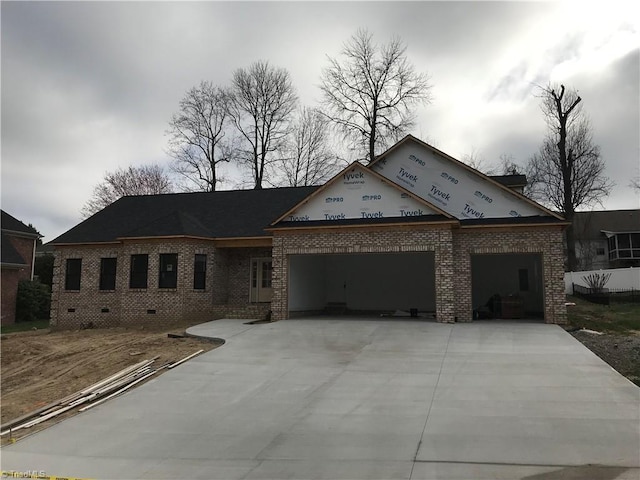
top-left (1, 323), bottom-right (220, 444)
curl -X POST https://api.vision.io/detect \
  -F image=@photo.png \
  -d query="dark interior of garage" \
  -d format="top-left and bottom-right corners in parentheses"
top-left (471, 253), bottom-right (544, 320)
top-left (289, 253), bottom-right (436, 317)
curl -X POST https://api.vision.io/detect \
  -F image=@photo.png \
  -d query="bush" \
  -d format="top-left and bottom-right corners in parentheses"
top-left (16, 280), bottom-right (51, 323)
top-left (34, 254), bottom-right (54, 287)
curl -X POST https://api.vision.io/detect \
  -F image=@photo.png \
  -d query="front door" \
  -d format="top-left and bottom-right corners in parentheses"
top-left (250, 258), bottom-right (273, 302)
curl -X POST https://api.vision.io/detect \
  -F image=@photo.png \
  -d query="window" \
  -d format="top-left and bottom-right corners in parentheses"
top-left (618, 234), bottom-right (631, 249)
top-left (596, 247), bottom-right (605, 256)
top-left (608, 236), bottom-right (618, 260)
top-left (250, 258), bottom-right (273, 303)
top-left (262, 261), bottom-right (273, 288)
top-left (99, 258), bottom-right (117, 290)
top-left (193, 254), bottom-right (206, 290)
top-left (129, 254), bottom-right (148, 289)
top-left (609, 233), bottom-right (640, 261)
top-left (65, 258), bottom-right (82, 290)
top-left (633, 233), bottom-right (640, 259)
top-left (159, 253), bottom-right (178, 289)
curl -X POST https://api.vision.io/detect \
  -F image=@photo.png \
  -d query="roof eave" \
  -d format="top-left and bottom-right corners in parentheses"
top-left (459, 220), bottom-right (570, 229)
top-left (1, 262), bottom-right (28, 269)
top-left (266, 219), bottom-right (459, 232)
top-left (1, 229), bottom-right (41, 239)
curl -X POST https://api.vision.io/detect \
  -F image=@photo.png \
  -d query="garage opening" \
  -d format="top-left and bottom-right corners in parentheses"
top-left (471, 253), bottom-right (544, 320)
top-left (288, 253), bottom-right (436, 317)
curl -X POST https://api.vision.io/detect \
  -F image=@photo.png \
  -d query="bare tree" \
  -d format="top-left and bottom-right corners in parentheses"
top-left (81, 164), bottom-right (173, 218)
top-left (319, 28), bottom-right (432, 163)
top-left (461, 149), bottom-right (497, 175)
top-left (526, 84), bottom-right (612, 271)
top-left (167, 81), bottom-right (231, 192)
top-left (498, 153), bottom-right (524, 176)
top-left (278, 107), bottom-right (341, 187)
top-left (227, 61), bottom-right (298, 189)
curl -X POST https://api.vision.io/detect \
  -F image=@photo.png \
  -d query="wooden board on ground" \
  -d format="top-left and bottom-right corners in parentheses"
top-left (0, 324), bottom-right (220, 444)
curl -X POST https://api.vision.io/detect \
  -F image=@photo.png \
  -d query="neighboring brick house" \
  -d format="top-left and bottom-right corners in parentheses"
top-left (1, 210), bottom-right (40, 325)
top-left (48, 136), bottom-right (568, 329)
top-left (571, 209), bottom-right (640, 271)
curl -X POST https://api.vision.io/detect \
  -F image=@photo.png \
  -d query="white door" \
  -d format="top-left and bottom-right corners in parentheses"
top-left (250, 258), bottom-right (273, 302)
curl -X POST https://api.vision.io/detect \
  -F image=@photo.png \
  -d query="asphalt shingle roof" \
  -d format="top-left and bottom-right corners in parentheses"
top-left (1, 232), bottom-right (28, 265)
top-left (573, 210), bottom-right (640, 239)
top-left (49, 176), bottom-right (556, 245)
top-left (50, 187), bottom-right (319, 244)
top-left (1, 210), bottom-right (39, 236)
top-left (1, 210), bottom-right (38, 265)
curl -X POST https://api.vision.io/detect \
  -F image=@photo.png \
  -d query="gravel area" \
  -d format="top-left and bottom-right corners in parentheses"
top-left (571, 330), bottom-right (640, 386)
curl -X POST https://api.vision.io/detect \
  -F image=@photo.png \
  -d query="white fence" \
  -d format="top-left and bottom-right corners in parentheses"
top-left (565, 267), bottom-right (640, 294)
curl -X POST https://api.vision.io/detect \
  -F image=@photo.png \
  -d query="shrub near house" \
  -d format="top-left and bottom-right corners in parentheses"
top-left (16, 280), bottom-right (51, 322)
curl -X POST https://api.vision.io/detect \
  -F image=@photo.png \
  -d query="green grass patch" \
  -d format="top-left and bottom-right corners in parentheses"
top-left (567, 296), bottom-right (640, 333)
top-left (0, 319), bottom-right (50, 334)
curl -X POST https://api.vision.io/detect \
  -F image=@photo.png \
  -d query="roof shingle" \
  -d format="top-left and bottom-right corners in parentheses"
top-left (50, 187), bottom-right (319, 244)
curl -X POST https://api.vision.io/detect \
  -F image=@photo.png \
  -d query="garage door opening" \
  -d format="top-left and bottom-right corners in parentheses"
top-left (471, 253), bottom-right (544, 320)
top-left (288, 253), bottom-right (436, 317)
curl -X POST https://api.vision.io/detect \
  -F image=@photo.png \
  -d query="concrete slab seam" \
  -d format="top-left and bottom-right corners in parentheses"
top-left (409, 324), bottom-right (454, 479)
top-left (412, 459), bottom-right (639, 469)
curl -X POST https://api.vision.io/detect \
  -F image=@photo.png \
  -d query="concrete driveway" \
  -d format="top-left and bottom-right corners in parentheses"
top-left (2, 319), bottom-right (639, 479)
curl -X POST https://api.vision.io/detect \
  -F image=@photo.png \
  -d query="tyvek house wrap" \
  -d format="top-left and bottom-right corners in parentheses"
top-left (371, 141), bottom-right (544, 219)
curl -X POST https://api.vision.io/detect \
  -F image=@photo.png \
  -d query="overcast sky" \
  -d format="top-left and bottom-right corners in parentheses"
top-left (2, 1), bottom-right (638, 242)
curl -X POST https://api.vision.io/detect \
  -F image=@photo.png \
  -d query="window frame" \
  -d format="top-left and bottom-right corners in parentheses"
top-left (193, 254), bottom-right (207, 290)
top-left (129, 254), bottom-right (149, 289)
top-left (609, 233), bottom-right (640, 260)
top-left (99, 257), bottom-right (117, 291)
top-left (159, 253), bottom-right (178, 289)
top-left (65, 258), bottom-right (82, 291)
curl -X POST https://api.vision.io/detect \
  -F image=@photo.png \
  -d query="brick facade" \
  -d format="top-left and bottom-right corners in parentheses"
top-left (270, 223), bottom-right (567, 324)
top-left (50, 225), bottom-right (567, 329)
top-left (452, 226), bottom-right (567, 324)
top-left (1, 235), bottom-right (36, 326)
top-left (50, 239), bottom-right (271, 330)
top-left (271, 224), bottom-right (458, 322)
top-left (1, 269), bottom-right (23, 325)
top-left (51, 224), bottom-right (566, 329)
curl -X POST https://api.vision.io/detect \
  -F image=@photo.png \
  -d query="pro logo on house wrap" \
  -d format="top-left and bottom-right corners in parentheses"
top-left (371, 142), bottom-right (544, 219)
top-left (287, 165), bottom-right (437, 221)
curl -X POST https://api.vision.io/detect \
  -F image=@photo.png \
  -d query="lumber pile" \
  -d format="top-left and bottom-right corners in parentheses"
top-left (0, 349), bottom-right (204, 438)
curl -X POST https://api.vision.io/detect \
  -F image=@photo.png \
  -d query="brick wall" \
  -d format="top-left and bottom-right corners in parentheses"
top-left (452, 226), bottom-right (567, 324)
top-left (50, 240), bottom-right (273, 330)
top-left (6, 235), bottom-right (36, 279)
top-left (271, 223), bottom-right (566, 324)
top-left (1, 269), bottom-right (21, 325)
top-left (51, 240), bottom-right (203, 329)
top-left (223, 248), bottom-right (272, 306)
top-left (1, 234), bottom-right (36, 325)
top-left (50, 225), bottom-right (567, 329)
top-left (271, 224), bottom-right (456, 322)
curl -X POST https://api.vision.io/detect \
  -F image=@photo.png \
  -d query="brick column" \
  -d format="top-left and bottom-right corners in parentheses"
top-left (435, 229), bottom-right (456, 323)
top-left (271, 236), bottom-right (287, 321)
top-left (543, 231), bottom-right (568, 324)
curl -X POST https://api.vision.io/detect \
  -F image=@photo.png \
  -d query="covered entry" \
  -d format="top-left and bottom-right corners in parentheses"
top-left (288, 252), bottom-right (436, 316)
top-left (471, 253), bottom-right (544, 319)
